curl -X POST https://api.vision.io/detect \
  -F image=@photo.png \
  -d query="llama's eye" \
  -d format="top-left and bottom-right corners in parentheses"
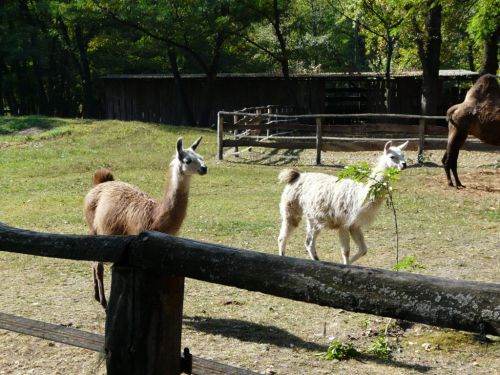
top-left (184, 158), bottom-right (192, 164)
top-left (390, 155), bottom-right (396, 159)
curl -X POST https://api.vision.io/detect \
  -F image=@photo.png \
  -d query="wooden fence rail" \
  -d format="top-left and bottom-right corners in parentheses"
top-left (1, 221), bottom-right (499, 374)
top-left (217, 111), bottom-right (498, 164)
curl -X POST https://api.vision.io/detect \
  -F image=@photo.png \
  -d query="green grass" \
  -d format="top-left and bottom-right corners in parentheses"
top-left (0, 116), bottom-right (498, 374)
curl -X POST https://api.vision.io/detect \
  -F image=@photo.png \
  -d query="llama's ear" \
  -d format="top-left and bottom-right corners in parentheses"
top-left (176, 137), bottom-right (184, 159)
top-left (384, 141), bottom-right (392, 153)
top-left (398, 141), bottom-right (409, 150)
top-left (190, 136), bottom-right (202, 151)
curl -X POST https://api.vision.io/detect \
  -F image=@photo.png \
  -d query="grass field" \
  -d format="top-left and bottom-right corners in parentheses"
top-left (0, 116), bottom-right (498, 374)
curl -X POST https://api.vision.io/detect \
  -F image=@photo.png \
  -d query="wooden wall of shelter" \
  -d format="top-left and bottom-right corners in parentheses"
top-left (102, 72), bottom-right (477, 126)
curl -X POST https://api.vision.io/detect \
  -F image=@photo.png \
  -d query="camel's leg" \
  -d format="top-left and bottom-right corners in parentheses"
top-left (305, 219), bottom-right (321, 261)
top-left (338, 228), bottom-right (351, 265)
top-left (348, 227), bottom-right (368, 264)
top-left (444, 126), bottom-right (468, 188)
top-left (93, 261), bottom-right (107, 309)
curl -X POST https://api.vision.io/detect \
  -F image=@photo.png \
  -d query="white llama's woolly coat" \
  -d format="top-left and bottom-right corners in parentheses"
top-left (277, 140), bottom-right (408, 264)
top-left (279, 171), bottom-right (384, 231)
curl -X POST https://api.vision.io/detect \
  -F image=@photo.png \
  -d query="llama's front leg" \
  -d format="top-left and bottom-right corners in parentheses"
top-left (348, 227), bottom-right (368, 264)
top-left (338, 228), bottom-right (350, 264)
top-left (305, 220), bottom-right (321, 260)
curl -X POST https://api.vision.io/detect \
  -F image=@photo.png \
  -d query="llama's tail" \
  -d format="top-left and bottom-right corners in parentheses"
top-left (93, 168), bottom-right (114, 186)
top-left (278, 168), bottom-right (300, 184)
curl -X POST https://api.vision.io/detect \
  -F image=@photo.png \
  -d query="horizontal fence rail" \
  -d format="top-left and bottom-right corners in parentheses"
top-left (217, 111), bottom-right (498, 164)
top-left (0, 313), bottom-right (257, 375)
top-left (1, 221), bottom-right (499, 336)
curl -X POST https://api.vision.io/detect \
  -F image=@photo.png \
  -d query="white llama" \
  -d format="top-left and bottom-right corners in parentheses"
top-left (84, 137), bottom-right (207, 308)
top-left (277, 140), bottom-right (408, 264)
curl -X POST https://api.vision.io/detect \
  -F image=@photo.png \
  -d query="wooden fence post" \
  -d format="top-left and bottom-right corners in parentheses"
top-left (233, 115), bottom-right (239, 156)
top-left (105, 265), bottom-right (185, 375)
top-left (217, 112), bottom-right (224, 160)
top-left (316, 117), bottom-right (323, 165)
top-left (418, 118), bottom-right (426, 159)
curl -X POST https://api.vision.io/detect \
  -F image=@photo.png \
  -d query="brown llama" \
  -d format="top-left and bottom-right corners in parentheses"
top-left (84, 137), bottom-right (207, 308)
top-left (442, 74), bottom-right (500, 188)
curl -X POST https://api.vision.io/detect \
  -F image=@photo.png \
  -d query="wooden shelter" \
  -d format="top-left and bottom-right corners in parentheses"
top-left (102, 70), bottom-right (478, 126)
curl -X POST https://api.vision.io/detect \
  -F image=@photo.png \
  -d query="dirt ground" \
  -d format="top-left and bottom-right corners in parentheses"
top-left (0, 148), bottom-right (499, 375)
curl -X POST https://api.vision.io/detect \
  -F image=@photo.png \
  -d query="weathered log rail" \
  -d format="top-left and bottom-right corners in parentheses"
top-left (217, 111), bottom-right (498, 164)
top-left (0, 221), bottom-right (499, 374)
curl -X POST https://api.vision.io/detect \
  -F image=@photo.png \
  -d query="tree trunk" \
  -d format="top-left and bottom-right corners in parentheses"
top-left (74, 25), bottom-right (98, 118)
top-left (479, 24), bottom-right (499, 76)
top-left (167, 49), bottom-right (195, 126)
top-left (420, 1), bottom-right (442, 116)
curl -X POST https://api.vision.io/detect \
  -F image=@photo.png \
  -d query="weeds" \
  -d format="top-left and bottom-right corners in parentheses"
top-left (392, 256), bottom-right (426, 272)
top-left (366, 335), bottom-right (392, 358)
top-left (321, 340), bottom-right (359, 361)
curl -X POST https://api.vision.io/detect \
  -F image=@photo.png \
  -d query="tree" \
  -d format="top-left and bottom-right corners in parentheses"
top-left (468, 0), bottom-right (500, 75)
top-left (411, 0), bottom-right (442, 115)
top-left (96, 0), bottom-right (252, 125)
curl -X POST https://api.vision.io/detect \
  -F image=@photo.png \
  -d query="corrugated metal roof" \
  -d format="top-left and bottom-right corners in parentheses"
top-left (102, 70), bottom-right (479, 80)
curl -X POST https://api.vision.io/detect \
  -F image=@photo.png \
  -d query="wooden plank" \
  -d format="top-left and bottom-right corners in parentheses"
top-left (1, 222), bottom-right (499, 335)
top-left (0, 312), bottom-right (103, 352)
top-left (129, 232), bottom-right (500, 336)
top-left (0, 312), bottom-right (259, 375)
top-left (218, 111), bottom-right (446, 120)
top-left (191, 357), bottom-right (260, 375)
top-left (0, 221), bottom-right (129, 263)
top-left (223, 123), bottom-right (448, 135)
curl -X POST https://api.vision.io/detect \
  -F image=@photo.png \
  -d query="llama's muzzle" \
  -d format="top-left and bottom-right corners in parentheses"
top-left (199, 166), bottom-right (208, 175)
top-left (401, 162), bottom-right (407, 170)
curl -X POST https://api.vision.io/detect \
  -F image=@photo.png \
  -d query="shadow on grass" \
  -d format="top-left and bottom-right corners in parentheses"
top-left (184, 316), bottom-right (434, 373)
top-left (184, 315), bottom-right (327, 352)
top-left (0, 116), bottom-right (64, 134)
top-left (225, 148), bottom-right (305, 166)
top-left (354, 352), bottom-right (433, 373)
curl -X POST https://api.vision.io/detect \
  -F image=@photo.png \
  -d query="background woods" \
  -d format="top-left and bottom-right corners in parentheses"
top-left (0, 0), bottom-right (498, 124)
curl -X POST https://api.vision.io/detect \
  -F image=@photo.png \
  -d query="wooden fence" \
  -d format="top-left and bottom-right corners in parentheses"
top-left (217, 110), bottom-right (497, 165)
top-left (0, 221), bottom-right (499, 374)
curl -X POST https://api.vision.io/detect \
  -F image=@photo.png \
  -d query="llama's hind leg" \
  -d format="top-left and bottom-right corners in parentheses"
top-left (278, 216), bottom-right (299, 257)
top-left (348, 227), bottom-right (367, 264)
top-left (304, 220), bottom-right (322, 260)
top-left (338, 228), bottom-right (351, 264)
top-left (93, 261), bottom-right (107, 309)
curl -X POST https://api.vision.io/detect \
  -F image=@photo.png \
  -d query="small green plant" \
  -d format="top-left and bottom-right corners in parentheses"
top-left (321, 340), bottom-right (359, 361)
top-left (392, 256), bottom-right (426, 272)
top-left (366, 335), bottom-right (392, 358)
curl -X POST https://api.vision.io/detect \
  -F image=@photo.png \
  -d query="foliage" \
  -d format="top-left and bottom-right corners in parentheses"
top-left (366, 335), bottom-right (392, 358)
top-left (0, 0), bottom-right (496, 117)
top-left (392, 256), bottom-right (426, 272)
top-left (321, 340), bottom-right (359, 360)
top-left (337, 162), bottom-right (400, 202)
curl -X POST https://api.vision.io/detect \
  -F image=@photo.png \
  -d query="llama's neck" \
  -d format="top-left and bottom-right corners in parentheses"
top-left (153, 159), bottom-right (192, 234)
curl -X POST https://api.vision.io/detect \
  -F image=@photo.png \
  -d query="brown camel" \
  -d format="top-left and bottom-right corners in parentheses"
top-left (84, 137), bottom-right (207, 308)
top-left (442, 74), bottom-right (500, 188)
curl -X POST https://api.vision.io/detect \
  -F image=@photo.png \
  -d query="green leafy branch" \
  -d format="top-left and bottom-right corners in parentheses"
top-left (337, 162), bottom-right (400, 203)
